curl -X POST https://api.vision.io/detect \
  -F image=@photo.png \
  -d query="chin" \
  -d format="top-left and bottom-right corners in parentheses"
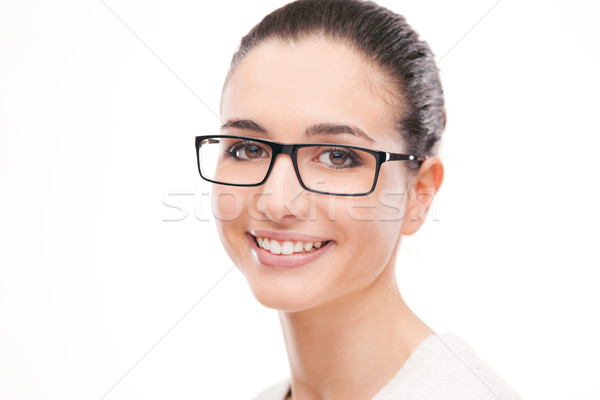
top-left (246, 277), bottom-right (320, 313)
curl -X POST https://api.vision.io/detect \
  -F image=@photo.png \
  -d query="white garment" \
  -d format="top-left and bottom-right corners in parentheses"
top-left (252, 332), bottom-right (521, 400)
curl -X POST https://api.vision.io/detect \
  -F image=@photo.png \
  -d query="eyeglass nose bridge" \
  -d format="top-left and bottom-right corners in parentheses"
top-left (272, 143), bottom-right (296, 157)
top-left (264, 143), bottom-right (302, 185)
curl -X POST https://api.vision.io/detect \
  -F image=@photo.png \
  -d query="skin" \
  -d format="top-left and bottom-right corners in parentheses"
top-left (215, 37), bottom-right (444, 400)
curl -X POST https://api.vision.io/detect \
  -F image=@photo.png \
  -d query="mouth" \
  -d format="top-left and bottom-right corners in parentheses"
top-left (252, 235), bottom-right (332, 255)
top-left (246, 232), bottom-right (335, 268)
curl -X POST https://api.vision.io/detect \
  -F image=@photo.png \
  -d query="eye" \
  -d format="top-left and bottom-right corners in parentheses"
top-left (227, 141), bottom-right (270, 161)
top-left (317, 147), bottom-right (362, 169)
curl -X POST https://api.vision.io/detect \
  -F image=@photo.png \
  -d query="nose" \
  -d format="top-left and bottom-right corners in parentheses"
top-left (252, 153), bottom-right (312, 222)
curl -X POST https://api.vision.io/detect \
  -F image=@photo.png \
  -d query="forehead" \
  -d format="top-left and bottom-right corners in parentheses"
top-left (221, 38), bottom-right (403, 148)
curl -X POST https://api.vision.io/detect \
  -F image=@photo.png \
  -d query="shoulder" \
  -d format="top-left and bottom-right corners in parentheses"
top-left (251, 377), bottom-right (291, 400)
top-left (373, 332), bottom-right (522, 400)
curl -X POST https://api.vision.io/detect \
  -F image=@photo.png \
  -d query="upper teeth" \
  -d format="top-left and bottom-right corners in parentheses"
top-left (256, 237), bottom-right (325, 255)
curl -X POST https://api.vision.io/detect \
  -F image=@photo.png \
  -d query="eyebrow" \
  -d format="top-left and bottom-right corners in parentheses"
top-left (220, 119), bottom-right (376, 143)
top-left (220, 119), bottom-right (267, 133)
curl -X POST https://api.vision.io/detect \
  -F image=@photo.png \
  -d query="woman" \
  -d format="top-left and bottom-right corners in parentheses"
top-left (195, 0), bottom-right (521, 399)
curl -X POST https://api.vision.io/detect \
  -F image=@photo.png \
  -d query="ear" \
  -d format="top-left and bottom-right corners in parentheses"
top-left (401, 156), bottom-right (444, 236)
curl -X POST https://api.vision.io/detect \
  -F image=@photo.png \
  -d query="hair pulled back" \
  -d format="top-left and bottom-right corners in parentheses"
top-left (226, 0), bottom-right (445, 159)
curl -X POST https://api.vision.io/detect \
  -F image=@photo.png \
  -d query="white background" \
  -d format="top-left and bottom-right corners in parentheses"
top-left (1, 0), bottom-right (599, 399)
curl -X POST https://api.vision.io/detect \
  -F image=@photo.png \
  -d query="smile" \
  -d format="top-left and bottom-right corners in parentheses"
top-left (246, 232), bottom-right (335, 268)
top-left (255, 236), bottom-right (330, 255)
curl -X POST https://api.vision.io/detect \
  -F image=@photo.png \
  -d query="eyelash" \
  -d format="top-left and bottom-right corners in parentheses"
top-left (318, 147), bottom-right (364, 168)
top-left (226, 141), bottom-right (269, 159)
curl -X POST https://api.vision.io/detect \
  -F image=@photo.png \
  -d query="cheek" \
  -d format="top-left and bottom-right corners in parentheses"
top-left (375, 165), bottom-right (411, 222)
top-left (211, 187), bottom-right (249, 260)
top-left (331, 193), bottom-right (404, 260)
top-left (375, 186), bottom-right (410, 222)
top-left (331, 170), bottom-right (408, 278)
top-left (211, 187), bottom-right (245, 222)
top-left (343, 195), bottom-right (379, 222)
top-left (337, 176), bottom-right (409, 223)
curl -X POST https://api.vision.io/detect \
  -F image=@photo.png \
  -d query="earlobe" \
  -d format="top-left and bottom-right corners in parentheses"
top-left (401, 156), bottom-right (444, 235)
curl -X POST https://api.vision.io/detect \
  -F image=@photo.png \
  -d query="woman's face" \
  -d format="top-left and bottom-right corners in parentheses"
top-left (215, 38), bottom-right (413, 312)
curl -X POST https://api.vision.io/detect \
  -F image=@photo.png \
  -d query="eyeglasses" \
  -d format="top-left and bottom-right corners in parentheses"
top-left (195, 135), bottom-right (426, 196)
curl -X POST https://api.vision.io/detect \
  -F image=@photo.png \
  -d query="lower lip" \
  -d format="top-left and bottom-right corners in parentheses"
top-left (246, 233), bottom-right (334, 269)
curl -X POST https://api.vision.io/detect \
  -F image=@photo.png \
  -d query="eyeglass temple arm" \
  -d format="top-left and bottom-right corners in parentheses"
top-left (386, 153), bottom-right (428, 163)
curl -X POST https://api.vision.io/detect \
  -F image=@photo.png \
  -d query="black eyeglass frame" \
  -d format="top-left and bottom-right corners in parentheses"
top-left (195, 135), bottom-right (427, 196)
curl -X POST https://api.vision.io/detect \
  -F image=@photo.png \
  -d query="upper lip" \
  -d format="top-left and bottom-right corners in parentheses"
top-left (249, 230), bottom-right (333, 242)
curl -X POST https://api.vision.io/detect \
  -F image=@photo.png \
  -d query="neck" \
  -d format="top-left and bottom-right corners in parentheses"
top-left (278, 262), bottom-right (435, 400)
